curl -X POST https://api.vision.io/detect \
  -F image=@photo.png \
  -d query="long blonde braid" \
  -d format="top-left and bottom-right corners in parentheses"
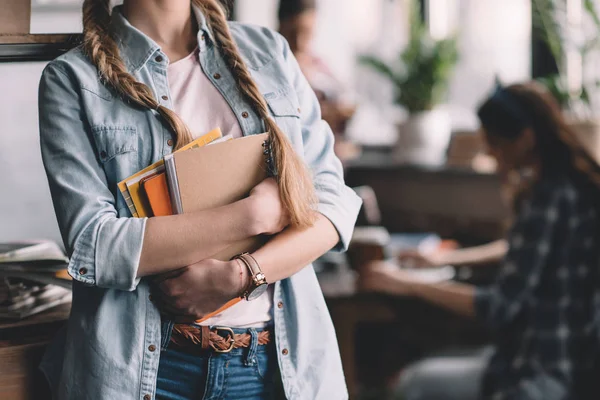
top-left (193, 0), bottom-right (317, 228)
top-left (83, 0), bottom-right (316, 227)
top-left (82, 0), bottom-right (194, 150)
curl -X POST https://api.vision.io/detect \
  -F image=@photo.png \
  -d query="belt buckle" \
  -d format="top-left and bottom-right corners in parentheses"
top-left (210, 327), bottom-right (235, 353)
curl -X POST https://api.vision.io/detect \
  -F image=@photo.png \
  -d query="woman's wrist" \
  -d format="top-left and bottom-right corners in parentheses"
top-left (240, 196), bottom-right (268, 236)
top-left (229, 258), bottom-right (250, 297)
top-left (234, 197), bottom-right (264, 237)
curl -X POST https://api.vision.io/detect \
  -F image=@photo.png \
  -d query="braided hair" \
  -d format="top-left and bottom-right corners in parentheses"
top-left (82, 0), bottom-right (316, 228)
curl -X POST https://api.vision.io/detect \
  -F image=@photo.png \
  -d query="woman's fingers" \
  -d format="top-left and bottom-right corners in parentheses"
top-left (153, 267), bottom-right (187, 284)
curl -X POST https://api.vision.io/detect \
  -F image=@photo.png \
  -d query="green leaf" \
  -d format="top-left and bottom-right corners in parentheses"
top-left (358, 55), bottom-right (402, 86)
top-left (584, 0), bottom-right (600, 30)
top-left (357, 0), bottom-right (459, 112)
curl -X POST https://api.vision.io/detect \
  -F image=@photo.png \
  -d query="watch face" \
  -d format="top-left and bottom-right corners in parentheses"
top-left (247, 283), bottom-right (268, 301)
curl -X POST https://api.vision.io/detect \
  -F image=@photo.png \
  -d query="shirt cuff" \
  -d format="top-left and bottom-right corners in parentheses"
top-left (67, 215), bottom-right (147, 291)
top-left (316, 185), bottom-right (363, 252)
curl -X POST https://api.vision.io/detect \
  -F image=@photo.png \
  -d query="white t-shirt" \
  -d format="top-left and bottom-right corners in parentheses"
top-left (168, 48), bottom-right (272, 328)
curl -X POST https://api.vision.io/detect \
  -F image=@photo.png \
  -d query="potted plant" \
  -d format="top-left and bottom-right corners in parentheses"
top-left (360, 0), bottom-right (459, 166)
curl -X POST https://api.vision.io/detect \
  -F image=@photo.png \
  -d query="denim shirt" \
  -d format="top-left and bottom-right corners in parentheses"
top-left (38, 7), bottom-right (361, 400)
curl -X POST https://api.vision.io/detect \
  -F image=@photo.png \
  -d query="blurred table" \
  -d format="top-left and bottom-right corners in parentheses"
top-left (0, 303), bottom-right (69, 400)
top-left (318, 266), bottom-right (493, 399)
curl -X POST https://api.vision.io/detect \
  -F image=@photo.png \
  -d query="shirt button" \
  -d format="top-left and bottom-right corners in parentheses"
top-left (155, 55), bottom-right (163, 63)
top-left (78, 267), bottom-right (87, 275)
top-left (167, 139), bottom-right (174, 147)
top-left (282, 348), bottom-right (289, 356)
top-left (242, 111), bottom-right (249, 118)
top-left (277, 301), bottom-right (284, 309)
top-left (161, 95), bottom-right (168, 101)
top-left (213, 73), bottom-right (221, 79)
top-left (297, 108), bottom-right (302, 113)
top-left (148, 345), bottom-right (156, 352)
top-left (144, 395), bottom-right (151, 400)
top-left (100, 151), bottom-right (107, 159)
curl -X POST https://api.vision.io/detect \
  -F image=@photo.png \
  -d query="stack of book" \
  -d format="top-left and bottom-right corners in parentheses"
top-left (0, 240), bottom-right (71, 319)
top-left (118, 128), bottom-right (270, 322)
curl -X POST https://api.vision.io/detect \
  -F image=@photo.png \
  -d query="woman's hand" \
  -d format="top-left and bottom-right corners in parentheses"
top-left (248, 178), bottom-right (290, 235)
top-left (359, 261), bottom-right (421, 296)
top-left (398, 250), bottom-right (445, 268)
top-left (152, 259), bottom-right (246, 323)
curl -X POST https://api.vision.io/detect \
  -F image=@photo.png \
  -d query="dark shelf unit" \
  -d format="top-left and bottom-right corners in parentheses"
top-left (0, 34), bottom-right (81, 62)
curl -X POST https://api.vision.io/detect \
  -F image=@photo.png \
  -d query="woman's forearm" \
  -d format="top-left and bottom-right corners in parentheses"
top-left (441, 239), bottom-right (508, 266)
top-left (251, 213), bottom-right (339, 282)
top-left (138, 198), bottom-right (258, 277)
top-left (411, 281), bottom-right (476, 318)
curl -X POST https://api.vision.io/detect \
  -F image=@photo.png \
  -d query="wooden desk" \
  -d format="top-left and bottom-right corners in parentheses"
top-left (0, 304), bottom-right (69, 400)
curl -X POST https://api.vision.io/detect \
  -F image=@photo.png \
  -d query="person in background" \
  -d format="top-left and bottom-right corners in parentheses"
top-left (278, 0), bottom-right (360, 161)
top-left (361, 82), bottom-right (600, 400)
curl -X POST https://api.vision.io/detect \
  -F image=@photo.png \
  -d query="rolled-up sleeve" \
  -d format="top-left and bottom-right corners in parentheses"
top-left (39, 62), bottom-right (146, 291)
top-left (279, 35), bottom-right (362, 252)
top-left (474, 185), bottom-right (567, 330)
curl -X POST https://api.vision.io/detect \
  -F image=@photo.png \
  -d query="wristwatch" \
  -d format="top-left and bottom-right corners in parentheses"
top-left (233, 253), bottom-right (269, 301)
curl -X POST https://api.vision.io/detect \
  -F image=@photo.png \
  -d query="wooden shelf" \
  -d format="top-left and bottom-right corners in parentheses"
top-left (0, 34), bottom-right (82, 62)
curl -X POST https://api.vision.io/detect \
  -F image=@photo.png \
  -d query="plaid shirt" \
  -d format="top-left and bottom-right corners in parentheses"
top-left (475, 174), bottom-right (600, 400)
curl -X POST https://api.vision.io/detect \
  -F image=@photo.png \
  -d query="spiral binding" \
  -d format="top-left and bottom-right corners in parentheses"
top-left (262, 139), bottom-right (277, 177)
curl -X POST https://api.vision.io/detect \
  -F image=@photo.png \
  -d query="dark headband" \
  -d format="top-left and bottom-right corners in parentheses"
top-left (278, 0), bottom-right (316, 21)
top-left (489, 81), bottom-right (532, 130)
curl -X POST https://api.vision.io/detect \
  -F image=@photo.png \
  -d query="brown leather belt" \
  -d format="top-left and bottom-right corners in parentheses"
top-left (169, 325), bottom-right (271, 354)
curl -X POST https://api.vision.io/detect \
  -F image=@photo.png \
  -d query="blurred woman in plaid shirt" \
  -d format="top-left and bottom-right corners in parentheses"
top-left (362, 82), bottom-right (600, 400)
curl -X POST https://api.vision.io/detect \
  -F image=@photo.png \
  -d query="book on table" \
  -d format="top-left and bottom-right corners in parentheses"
top-left (0, 240), bottom-right (72, 319)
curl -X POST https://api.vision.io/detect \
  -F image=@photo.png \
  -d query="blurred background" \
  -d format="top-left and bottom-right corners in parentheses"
top-left (1, 0), bottom-right (600, 399)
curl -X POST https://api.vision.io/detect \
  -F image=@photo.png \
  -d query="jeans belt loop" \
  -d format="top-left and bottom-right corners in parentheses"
top-left (245, 328), bottom-right (259, 366)
top-left (160, 320), bottom-right (175, 350)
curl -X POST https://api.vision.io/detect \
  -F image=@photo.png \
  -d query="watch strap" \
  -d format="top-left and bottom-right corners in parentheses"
top-left (232, 253), bottom-right (268, 300)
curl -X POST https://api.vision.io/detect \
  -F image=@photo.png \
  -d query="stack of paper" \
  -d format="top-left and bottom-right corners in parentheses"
top-left (0, 278), bottom-right (71, 319)
top-left (0, 240), bottom-right (72, 319)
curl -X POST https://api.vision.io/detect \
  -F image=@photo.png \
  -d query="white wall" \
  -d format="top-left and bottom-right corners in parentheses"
top-left (235, 0), bottom-right (404, 85)
top-left (0, 10), bottom-right (81, 243)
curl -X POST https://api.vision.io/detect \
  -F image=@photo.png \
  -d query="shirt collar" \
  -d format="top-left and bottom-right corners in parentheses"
top-left (110, 4), bottom-right (214, 73)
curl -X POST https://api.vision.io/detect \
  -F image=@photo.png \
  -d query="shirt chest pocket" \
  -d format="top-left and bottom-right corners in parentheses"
top-left (90, 126), bottom-right (139, 203)
top-left (265, 91), bottom-right (303, 154)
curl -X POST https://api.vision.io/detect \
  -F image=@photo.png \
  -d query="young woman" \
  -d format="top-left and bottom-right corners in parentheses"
top-left (362, 83), bottom-right (600, 400)
top-left (38, 1), bottom-right (361, 399)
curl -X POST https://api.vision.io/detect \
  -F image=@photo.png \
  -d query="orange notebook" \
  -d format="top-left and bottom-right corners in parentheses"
top-left (142, 173), bottom-right (172, 217)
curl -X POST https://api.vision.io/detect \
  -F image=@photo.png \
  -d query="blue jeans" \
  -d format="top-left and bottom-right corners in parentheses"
top-left (156, 326), bottom-right (283, 400)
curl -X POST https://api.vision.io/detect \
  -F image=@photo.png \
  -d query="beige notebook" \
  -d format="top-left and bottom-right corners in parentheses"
top-left (164, 133), bottom-right (269, 261)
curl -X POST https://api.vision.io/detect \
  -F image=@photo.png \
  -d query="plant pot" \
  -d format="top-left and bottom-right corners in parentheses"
top-left (394, 109), bottom-right (452, 167)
